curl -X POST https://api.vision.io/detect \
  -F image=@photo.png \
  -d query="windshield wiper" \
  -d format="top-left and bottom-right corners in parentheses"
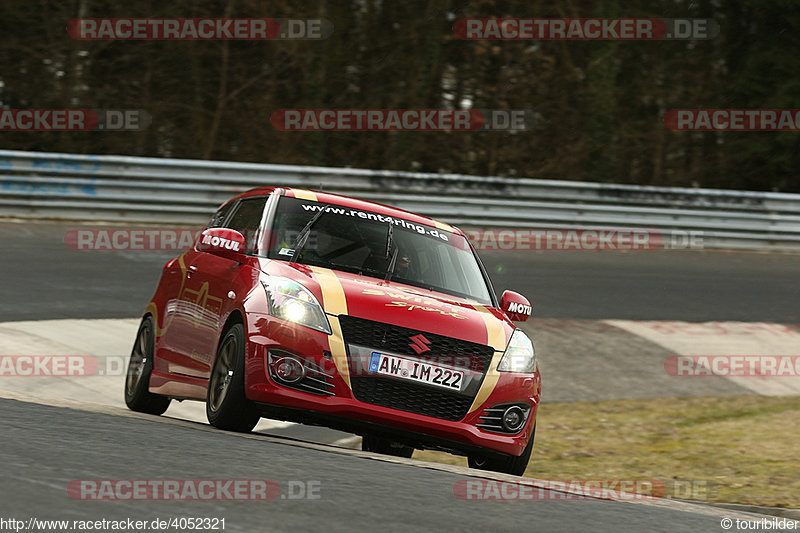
top-left (384, 221), bottom-right (399, 281)
top-left (290, 205), bottom-right (329, 263)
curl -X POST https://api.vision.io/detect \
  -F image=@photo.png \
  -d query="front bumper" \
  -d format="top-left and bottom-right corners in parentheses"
top-left (243, 313), bottom-right (541, 457)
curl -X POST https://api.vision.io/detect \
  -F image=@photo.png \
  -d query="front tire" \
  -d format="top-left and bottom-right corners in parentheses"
top-left (206, 323), bottom-right (260, 432)
top-left (125, 316), bottom-right (171, 415)
top-left (361, 435), bottom-right (414, 458)
top-left (468, 424), bottom-right (536, 476)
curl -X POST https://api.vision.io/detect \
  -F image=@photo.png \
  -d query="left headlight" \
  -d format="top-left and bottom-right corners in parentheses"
top-left (497, 330), bottom-right (536, 373)
top-left (262, 276), bottom-right (331, 334)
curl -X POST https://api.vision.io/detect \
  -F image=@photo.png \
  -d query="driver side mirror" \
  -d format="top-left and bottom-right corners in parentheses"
top-left (196, 228), bottom-right (247, 262)
top-left (500, 290), bottom-right (532, 322)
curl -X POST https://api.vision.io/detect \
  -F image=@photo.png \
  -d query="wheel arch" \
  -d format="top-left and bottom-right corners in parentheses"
top-left (215, 308), bottom-right (246, 355)
top-left (222, 308), bottom-right (245, 332)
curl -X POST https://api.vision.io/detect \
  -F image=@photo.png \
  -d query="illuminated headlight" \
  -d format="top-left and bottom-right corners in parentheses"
top-left (497, 330), bottom-right (536, 373)
top-left (262, 276), bottom-right (331, 334)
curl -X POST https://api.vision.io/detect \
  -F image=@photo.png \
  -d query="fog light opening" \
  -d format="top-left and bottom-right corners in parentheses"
top-left (502, 405), bottom-right (525, 432)
top-left (270, 355), bottom-right (306, 384)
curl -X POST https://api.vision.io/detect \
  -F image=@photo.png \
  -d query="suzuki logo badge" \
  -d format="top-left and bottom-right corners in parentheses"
top-left (409, 334), bottom-right (432, 354)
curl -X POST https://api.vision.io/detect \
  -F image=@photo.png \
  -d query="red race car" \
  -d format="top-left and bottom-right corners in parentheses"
top-left (125, 187), bottom-right (540, 475)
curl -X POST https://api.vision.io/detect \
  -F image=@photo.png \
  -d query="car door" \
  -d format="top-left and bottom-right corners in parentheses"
top-left (176, 196), bottom-right (270, 378)
top-left (157, 200), bottom-right (238, 378)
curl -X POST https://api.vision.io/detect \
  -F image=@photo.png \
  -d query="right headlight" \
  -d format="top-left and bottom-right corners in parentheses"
top-left (261, 276), bottom-right (332, 335)
top-left (497, 330), bottom-right (536, 373)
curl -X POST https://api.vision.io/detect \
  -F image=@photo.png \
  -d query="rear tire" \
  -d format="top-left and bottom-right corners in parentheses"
top-left (468, 423), bottom-right (535, 476)
top-left (206, 323), bottom-right (260, 432)
top-left (125, 316), bottom-right (171, 415)
top-left (361, 435), bottom-right (414, 458)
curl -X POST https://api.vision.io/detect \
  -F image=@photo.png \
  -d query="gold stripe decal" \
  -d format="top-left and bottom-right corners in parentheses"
top-left (327, 316), bottom-right (350, 388)
top-left (433, 220), bottom-right (456, 233)
top-left (308, 266), bottom-right (348, 315)
top-left (291, 189), bottom-right (318, 202)
top-left (468, 305), bottom-right (509, 413)
top-left (308, 266), bottom-right (350, 388)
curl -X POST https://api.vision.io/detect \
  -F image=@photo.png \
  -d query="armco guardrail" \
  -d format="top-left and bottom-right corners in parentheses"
top-left (1, 149), bottom-right (799, 250)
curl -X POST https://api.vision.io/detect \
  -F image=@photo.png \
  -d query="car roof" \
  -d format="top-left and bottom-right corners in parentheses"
top-left (230, 186), bottom-right (463, 235)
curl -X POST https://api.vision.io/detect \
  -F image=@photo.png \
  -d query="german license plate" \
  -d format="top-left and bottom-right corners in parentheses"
top-left (368, 352), bottom-right (464, 391)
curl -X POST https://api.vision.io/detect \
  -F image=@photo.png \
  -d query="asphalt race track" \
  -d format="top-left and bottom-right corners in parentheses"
top-left (0, 397), bottom-right (744, 532)
top-left (1, 219), bottom-right (797, 532)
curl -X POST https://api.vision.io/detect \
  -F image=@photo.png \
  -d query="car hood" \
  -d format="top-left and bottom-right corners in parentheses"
top-left (261, 260), bottom-right (512, 349)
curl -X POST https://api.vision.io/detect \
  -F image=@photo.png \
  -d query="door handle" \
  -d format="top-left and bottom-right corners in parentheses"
top-left (187, 265), bottom-right (198, 277)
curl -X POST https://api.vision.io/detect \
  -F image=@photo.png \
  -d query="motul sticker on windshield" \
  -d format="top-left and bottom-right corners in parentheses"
top-left (506, 301), bottom-right (532, 316)
top-left (200, 233), bottom-right (241, 251)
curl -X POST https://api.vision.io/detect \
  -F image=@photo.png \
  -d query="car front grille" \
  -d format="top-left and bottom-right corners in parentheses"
top-left (339, 315), bottom-right (496, 421)
top-left (350, 376), bottom-right (474, 421)
top-left (338, 315), bottom-right (494, 372)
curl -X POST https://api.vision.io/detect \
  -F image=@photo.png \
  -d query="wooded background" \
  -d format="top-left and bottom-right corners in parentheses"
top-left (1, 0), bottom-right (798, 192)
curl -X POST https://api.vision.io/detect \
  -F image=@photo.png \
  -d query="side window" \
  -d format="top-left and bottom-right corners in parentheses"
top-left (208, 201), bottom-right (236, 228)
top-left (224, 197), bottom-right (269, 253)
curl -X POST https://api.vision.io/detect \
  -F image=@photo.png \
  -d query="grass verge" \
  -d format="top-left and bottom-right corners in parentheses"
top-left (415, 395), bottom-right (800, 508)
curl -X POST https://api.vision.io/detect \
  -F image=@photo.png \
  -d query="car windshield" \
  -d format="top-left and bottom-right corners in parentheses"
top-left (266, 196), bottom-right (492, 304)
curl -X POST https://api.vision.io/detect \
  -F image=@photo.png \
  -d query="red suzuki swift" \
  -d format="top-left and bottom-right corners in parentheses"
top-left (125, 187), bottom-right (541, 475)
